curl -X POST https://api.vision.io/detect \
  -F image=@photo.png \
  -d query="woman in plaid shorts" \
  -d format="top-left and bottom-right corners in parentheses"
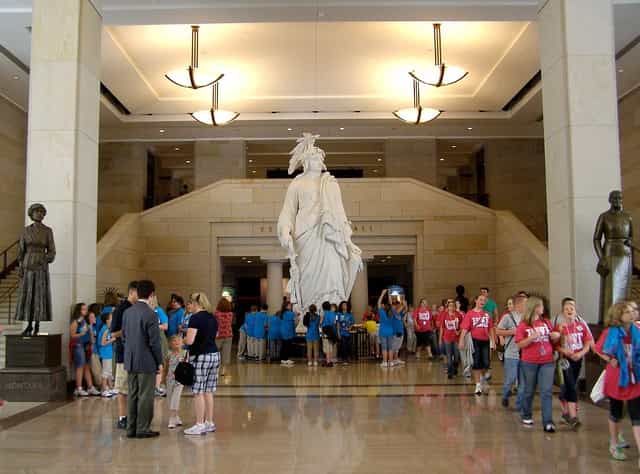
top-left (183, 292), bottom-right (220, 436)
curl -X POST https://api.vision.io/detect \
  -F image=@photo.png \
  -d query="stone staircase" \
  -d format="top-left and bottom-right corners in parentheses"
top-left (0, 269), bottom-right (21, 368)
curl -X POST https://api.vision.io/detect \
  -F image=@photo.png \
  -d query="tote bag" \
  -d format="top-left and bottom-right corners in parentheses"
top-left (590, 369), bottom-right (607, 404)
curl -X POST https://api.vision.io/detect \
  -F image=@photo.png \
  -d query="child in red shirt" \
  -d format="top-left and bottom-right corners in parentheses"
top-left (459, 295), bottom-right (496, 395)
top-left (413, 299), bottom-right (434, 359)
top-left (440, 300), bottom-right (463, 379)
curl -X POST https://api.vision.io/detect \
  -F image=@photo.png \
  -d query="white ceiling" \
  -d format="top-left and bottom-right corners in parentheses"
top-left (0, 0), bottom-right (638, 140)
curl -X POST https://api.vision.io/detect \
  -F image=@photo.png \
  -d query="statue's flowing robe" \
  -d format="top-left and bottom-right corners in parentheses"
top-left (278, 172), bottom-right (361, 312)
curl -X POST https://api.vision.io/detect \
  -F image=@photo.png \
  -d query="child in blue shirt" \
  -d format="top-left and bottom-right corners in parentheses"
top-left (267, 313), bottom-right (282, 362)
top-left (304, 304), bottom-right (321, 366)
top-left (280, 302), bottom-right (297, 365)
top-left (245, 307), bottom-right (257, 360)
top-left (98, 311), bottom-right (115, 397)
top-left (254, 304), bottom-right (269, 361)
top-left (337, 301), bottom-right (355, 364)
top-left (321, 301), bottom-right (338, 366)
top-left (377, 289), bottom-right (395, 368)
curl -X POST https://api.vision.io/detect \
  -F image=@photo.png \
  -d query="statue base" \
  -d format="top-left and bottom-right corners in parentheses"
top-left (6, 334), bottom-right (62, 368)
top-left (0, 366), bottom-right (67, 401)
top-left (0, 334), bottom-right (66, 401)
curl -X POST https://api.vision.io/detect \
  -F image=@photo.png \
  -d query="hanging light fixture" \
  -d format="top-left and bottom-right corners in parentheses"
top-left (410, 23), bottom-right (467, 87)
top-left (165, 25), bottom-right (223, 89)
top-left (191, 82), bottom-right (239, 126)
top-left (393, 76), bottom-right (440, 124)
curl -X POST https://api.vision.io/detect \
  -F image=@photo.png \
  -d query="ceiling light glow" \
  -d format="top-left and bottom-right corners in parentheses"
top-left (410, 23), bottom-right (468, 87)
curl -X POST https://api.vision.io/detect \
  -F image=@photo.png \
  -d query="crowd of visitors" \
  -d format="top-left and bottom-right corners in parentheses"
top-left (66, 281), bottom-right (640, 467)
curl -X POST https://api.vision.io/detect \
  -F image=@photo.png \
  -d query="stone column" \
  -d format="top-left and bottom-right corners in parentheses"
top-left (538, 0), bottom-right (621, 322)
top-left (25, 0), bottom-right (102, 344)
top-left (265, 260), bottom-right (284, 313)
top-left (350, 260), bottom-right (369, 321)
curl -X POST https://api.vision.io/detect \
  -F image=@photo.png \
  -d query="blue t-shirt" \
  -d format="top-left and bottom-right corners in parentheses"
top-left (167, 307), bottom-right (185, 336)
top-left (155, 307), bottom-right (169, 326)
top-left (245, 312), bottom-right (256, 338)
top-left (391, 309), bottom-right (405, 335)
top-left (254, 312), bottom-right (267, 339)
top-left (378, 309), bottom-right (394, 338)
top-left (91, 322), bottom-right (101, 353)
top-left (98, 325), bottom-right (113, 360)
top-left (267, 315), bottom-right (281, 340)
top-left (75, 319), bottom-right (90, 345)
top-left (306, 314), bottom-right (321, 342)
top-left (337, 312), bottom-right (354, 337)
top-left (322, 310), bottom-right (337, 328)
top-left (281, 311), bottom-right (296, 340)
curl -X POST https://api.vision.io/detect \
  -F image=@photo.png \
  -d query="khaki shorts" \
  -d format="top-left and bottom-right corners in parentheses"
top-left (115, 363), bottom-right (128, 395)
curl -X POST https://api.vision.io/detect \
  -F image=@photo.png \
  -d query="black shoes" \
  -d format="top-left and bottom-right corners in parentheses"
top-left (136, 431), bottom-right (160, 439)
top-left (501, 398), bottom-right (509, 408)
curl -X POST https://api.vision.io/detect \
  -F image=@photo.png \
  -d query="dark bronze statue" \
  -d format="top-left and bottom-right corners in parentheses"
top-left (594, 190), bottom-right (633, 325)
top-left (15, 203), bottom-right (56, 336)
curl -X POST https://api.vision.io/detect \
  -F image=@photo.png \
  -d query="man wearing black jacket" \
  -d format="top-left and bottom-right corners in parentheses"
top-left (110, 281), bottom-right (138, 429)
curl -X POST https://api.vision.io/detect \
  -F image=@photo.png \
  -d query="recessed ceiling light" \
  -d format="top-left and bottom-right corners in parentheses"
top-left (241, 257), bottom-right (247, 260)
top-left (11, 75), bottom-right (19, 80)
top-left (287, 128), bottom-right (293, 131)
top-left (185, 160), bottom-right (191, 164)
top-left (618, 68), bottom-right (624, 73)
top-left (174, 147), bottom-right (180, 151)
top-left (246, 260), bottom-right (253, 264)
top-left (372, 169), bottom-right (378, 173)
top-left (339, 127), bottom-right (345, 131)
top-left (248, 159), bottom-right (254, 163)
top-left (377, 158), bottom-right (383, 162)
top-left (251, 170), bottom-right (257, 174)
top-left (467, 127), bottom-right (473, 131)
top-left (451, 145), bottom-right (457, 149)
top-left (439, 158), bottom-right (445, 161)
top-left (159, 129), bottom-right (165, 133)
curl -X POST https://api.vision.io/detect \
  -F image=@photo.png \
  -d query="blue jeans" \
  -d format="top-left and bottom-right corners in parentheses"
top-left (502, 358), bottom-right (524, 410)
top-left (443, 341), bottom-right (460, 375)
top-left (520, 361), bottom-right (554, 425)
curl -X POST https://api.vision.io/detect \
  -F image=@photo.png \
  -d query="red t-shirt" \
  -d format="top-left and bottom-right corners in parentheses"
top-left (515, 319), bottom-right (554, 364)
top-left (555, 319), bottom-right (592, 354)
top-left (595, 328), bottom-right (640, 401)
top-left (214, 311), bottom-right (233, 338)
top-left (413, 309), bottom-right (433, 332)
top-left (461, 309), bottom-right (493, 341)
top-left (435, 310), bottom-right (447, 329)
top-left (441, 312), bottom-right (463, 343)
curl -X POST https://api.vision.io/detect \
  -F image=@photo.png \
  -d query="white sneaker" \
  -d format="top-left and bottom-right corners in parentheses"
top-left (168, 417), bottom-right (177, 429)
top-left (87, 386), bottom-right (101, 396)
top-left (74, 388), bottom-right (88, 397)
top-left (280, 360), bottom-right (287, 365)
top-left (204, 421), bottom-right (217, 433)
top-left (313, 361), bottom-right (319, 366)
top-left (184, 423), bottom-right (207, 436)
top-left (176, 416), bottom-right (183, 426)
top-left (109, 389), bottom-right (119, 396)
top-left (474, 383), bottom-right (482, 395)
top-left (101, 390), bottom-right (113, 398)
top-left (308, 361), bottom-right (313, 366)
top-left (380, 362), bottom-right (389, 368)
top-left (286, 360), bottom-right (295, 365)
top-left (397, 359), bottom-right (406, 365)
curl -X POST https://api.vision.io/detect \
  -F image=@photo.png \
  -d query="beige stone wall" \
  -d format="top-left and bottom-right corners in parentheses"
top-left (620, 88), bottom-right (640, 239)
top-left (95, 178), bottom-right (546, 307)
top-left (0, 97), bottom-right (27, 251)
top-left (494, 211), bottom-right (549, 308)
top-left (384, 139), bottom-right (437, 186)
top-left (484, 138), bottom-right (547, 242)
top-left (96, 213), bottom-right (145, 299)
top-left (98, 142), bottom-right (146, 239)
top-left (194, 140), bottom-right (245, 189)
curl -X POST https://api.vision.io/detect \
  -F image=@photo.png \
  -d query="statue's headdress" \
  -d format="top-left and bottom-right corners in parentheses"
top-left (288, 132), bottom-right (326, 175)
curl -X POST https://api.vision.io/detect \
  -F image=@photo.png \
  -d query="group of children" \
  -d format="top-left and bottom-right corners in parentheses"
top-left (238, 302), bottom-right (297, 365)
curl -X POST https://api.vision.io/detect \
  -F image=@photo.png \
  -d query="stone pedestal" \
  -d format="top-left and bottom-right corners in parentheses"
top-left (0, 334), bottom-right (67, 401)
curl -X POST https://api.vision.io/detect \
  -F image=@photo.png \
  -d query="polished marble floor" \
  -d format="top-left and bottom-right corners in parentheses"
top-left (0, 359), bottom-right (638, 473)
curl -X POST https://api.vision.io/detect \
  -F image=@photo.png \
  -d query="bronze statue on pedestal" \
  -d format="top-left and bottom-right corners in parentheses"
top-left (593, 190), bottom-right (633, 325)
top-left (15, 203), bottom-right (56, 336)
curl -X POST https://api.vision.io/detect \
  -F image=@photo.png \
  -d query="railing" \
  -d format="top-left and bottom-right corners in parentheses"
top-left (0, 281), bottom-right (19, 325)
top-left (0, 240), bottom-right (19, 281)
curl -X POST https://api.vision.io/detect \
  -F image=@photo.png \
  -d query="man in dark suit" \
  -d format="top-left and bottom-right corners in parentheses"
top-left (122, 280), bottom-right (162, 438)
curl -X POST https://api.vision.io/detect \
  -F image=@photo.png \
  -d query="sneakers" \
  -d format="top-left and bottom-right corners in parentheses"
top-left (543, 423), bottom-right (556, 433)
top-left (307, 361), bottom-right (313, 366)
top-left (397, 359), bottom-right (406, 365)
top-left (184, 423), bottom-right (207, 436)
top-left (313, 361), bottom-right (319, 367)
top-left (569, 417), bottom-right (581, 430)
top-left (204, 421), bottom-right (216, 433)
top-left (117, 416), bottom-right (127, 430)
top-left (501, 398), bottom-right (509, 408)
top-left (610, 443), bottom-right (627, 461)
top-left (168, 417), bottom-right (178, 429)
top-left (380, 362), bottom-right (389, 368)
top-left (74, 388), bottom-right (89, 397)
top-left (155, 387), bottom-right (166, 397)
top-left (521, 418), bottom-right (534, 426)
top-left (86, 386), bottom-right (101, 396)
top-left (101, 390), bottom-right (113, 398)
top-left (561, 413), bottom-right (572, 425)
top-left (474, 383), bottom-right (482, 395)
top-left (618, 433), bottom-right (631, 449)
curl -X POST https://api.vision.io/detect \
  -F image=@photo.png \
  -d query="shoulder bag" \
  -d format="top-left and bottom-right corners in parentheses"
top-left (174, 350), bottom-right (196, 386)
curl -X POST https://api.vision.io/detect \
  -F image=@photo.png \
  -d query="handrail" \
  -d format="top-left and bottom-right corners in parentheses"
top-left (0, 240), bottom-right (19, 281)
top-left (0, 281), bottom-right (19, 325)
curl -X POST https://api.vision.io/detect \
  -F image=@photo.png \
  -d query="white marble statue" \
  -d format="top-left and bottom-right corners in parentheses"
top-left (277, 133), bottom-right (362, 312)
